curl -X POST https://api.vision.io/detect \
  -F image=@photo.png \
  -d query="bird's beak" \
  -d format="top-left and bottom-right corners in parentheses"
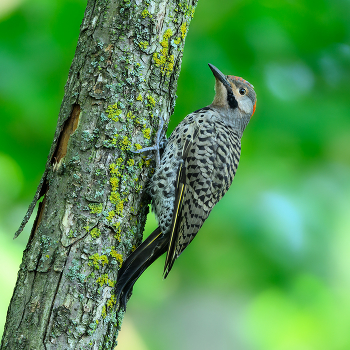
top-left (208, 63), bottom-right (231, 90)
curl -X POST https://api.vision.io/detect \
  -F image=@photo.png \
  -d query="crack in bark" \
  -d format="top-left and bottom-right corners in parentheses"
top-left (43, 246), bottom-right (72, 350)
top-left (28, 193), bottom-right (48, 244)
top-left (52, 104), bottom-right (81, 169)
top-left (16, 253), bottom-right (42, 335)
top-left (15, 271), bottom-right (35, 338)
top-left (13, 102), bottom-right (80, 240)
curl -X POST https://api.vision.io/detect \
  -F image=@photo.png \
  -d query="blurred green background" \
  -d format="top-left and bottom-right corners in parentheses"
top-left (1, 0), bottom-right (350, 349)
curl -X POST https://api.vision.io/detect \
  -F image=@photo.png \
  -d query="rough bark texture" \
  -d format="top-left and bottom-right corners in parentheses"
top-left (1, 0), bottom-right (198, 348)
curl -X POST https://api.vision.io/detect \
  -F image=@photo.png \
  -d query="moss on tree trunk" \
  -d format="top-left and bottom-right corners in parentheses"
top-left (1, 0), bottom-right (198, 348)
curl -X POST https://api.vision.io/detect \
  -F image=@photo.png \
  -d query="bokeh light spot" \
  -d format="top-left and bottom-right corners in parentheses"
top-left (265, 62), bottom-right (314, 101)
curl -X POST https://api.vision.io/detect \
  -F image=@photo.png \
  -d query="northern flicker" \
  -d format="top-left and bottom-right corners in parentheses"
top-left (116, 64), bottom-right (257, 309)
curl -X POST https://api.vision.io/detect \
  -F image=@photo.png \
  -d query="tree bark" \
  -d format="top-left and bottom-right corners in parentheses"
top-left (1, 0), bottom-right (198, 348)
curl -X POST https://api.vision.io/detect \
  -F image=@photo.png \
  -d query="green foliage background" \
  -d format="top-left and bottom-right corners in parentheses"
top-left (1, 0), bottom-right (350, 349)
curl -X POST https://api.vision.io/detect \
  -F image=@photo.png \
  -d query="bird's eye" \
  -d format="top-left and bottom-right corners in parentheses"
top-left (239, 87), bottom-right (247, 95)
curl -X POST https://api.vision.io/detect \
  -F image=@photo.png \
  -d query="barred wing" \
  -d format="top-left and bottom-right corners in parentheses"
top-left (164, 120), bottom-right (241, 277)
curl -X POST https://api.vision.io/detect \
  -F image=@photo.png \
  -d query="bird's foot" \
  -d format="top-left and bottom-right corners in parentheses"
top-left (131, 116), bottom-right (167, 168)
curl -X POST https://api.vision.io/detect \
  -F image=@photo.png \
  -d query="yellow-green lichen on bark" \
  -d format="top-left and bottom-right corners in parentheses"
top-left (88, 253), bottom-right (109, 270)
top-left (153, 28), bottom-right (175, 76)
top-left (96, 274), bottom-right (115, 287)
top-left (89, 203), bottom-right (103, 214)
top-left (110, 248), bottom-right (123, 266)
top-left (90, 227), bottom-right (101, 238)
top-left (180, 22), bottom-right (188, 39)
top-left (106, 104), bottom-right (122, 122)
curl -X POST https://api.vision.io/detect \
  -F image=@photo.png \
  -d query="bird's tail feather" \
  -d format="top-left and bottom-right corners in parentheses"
top-left (116, 227), bottom-right (168, 310)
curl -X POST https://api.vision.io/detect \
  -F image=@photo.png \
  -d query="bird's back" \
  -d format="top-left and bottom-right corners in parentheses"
top-left (150, 107), bottom-right (242, 270)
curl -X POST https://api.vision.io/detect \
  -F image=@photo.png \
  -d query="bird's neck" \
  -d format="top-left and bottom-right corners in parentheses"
top-left (209, 105), bottom-right (249, 136)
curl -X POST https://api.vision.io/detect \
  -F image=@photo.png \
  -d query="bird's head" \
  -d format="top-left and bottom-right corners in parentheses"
top-left (209, 63), bottom-right (256, 132)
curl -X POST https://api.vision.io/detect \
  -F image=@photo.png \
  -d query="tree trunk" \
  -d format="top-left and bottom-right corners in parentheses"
top-left (1, 0), bottom-right (198, 348)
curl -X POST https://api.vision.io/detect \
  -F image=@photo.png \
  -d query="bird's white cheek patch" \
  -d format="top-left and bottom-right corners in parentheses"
top-left (239, 98), bottom-right (253, 114)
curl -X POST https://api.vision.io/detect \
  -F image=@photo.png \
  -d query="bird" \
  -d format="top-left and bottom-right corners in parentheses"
top-left (115, 63), bottom-right (257, 310)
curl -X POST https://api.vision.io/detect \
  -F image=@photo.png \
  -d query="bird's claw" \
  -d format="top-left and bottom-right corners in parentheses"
top-left (132, 116), bottom-right (167, 167)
